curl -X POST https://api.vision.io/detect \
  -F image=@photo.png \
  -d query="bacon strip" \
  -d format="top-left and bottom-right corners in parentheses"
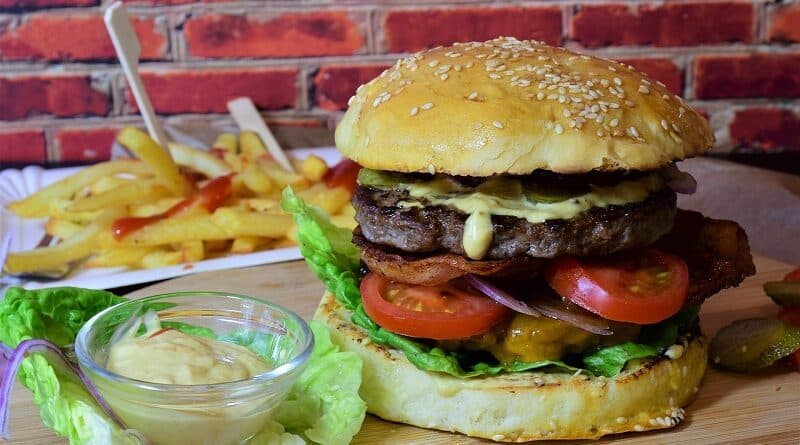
top-left (354, 229), bottom-right (544, 286)
top-left (656, 210), bottom-right (756, 305)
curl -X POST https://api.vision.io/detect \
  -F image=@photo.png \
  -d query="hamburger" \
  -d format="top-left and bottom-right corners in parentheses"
top-left (303, 37), bottom-right (756, 441)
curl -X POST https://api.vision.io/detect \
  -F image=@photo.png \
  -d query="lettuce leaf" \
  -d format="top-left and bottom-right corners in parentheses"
top-left (0, 286), bottom-right (366, 445)
top-left (274, 322), bottom-right (366, 445)
top-left (582, 306), bottom-right (701, 377)
top-left (281, 188), bottom-right (583, 378)
top-left (0, 287), bottom-right (136, 444)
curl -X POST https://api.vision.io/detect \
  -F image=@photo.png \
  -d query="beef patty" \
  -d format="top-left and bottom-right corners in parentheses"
top-left (354, 186), bottom-right (677, 259)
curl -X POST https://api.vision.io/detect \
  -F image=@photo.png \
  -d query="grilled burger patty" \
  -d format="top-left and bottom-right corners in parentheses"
top-left (354, 186), bottom-right (678, 259)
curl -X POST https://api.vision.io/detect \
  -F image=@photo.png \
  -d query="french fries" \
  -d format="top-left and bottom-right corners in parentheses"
top-left (9, 160), bottom-right (150, 217)
top-left (5, 126), bottom-right (355, 276)
top-left (117, 127), bottom-right (192, 196)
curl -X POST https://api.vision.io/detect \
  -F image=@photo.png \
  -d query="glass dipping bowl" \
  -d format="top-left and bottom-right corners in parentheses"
top-left (75, 291), bottom-right (314, 445)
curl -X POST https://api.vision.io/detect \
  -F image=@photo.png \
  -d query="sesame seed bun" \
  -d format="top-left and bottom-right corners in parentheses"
top-left (335, 37), bottom-right (713, 176)
top-left (314, 291), bottom-right (707, 441)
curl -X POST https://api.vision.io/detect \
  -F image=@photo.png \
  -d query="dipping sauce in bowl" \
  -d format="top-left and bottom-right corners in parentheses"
top-left (75, 292), bottom-right (313, 445)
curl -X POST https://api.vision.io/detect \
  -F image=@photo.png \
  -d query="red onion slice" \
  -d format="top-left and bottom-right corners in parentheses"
top-left (464, 274), bottom-right (612, 335)
top-left (0, 339), bottom-right (126, 440)
top-left (463, 274), bottom-right (541, 317)
top-left (663, 166), bottom-right (697, 195)
top-left (529, 299), bottom-right (613, 336)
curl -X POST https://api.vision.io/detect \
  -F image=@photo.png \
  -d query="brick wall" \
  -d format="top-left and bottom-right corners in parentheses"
top-left (1, 0), bottom-right (799, 166)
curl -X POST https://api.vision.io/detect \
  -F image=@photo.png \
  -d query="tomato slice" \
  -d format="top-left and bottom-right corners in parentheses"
top-left (324, 159), bottom-right (360, 194)
top-left (360, 272), bottom-right (509, 340)
top-left (784, 267), bottom-right (800, 282)
top-left (544, 248), bottom-right (689, 324)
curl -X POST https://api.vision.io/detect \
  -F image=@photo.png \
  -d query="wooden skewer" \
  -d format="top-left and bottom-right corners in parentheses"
top-left (104, 1), bottom-right (171, 151)
top-left (227, 97), bottom-right (296, 173)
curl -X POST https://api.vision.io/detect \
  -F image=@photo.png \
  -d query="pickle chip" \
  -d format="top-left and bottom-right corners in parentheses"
top-left (764, 281), bottom-right (800, 307)
top-left (710, 318), bottom-right (800, 372)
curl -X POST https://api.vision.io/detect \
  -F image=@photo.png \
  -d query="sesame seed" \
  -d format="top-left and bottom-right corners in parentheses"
top-left (662, 94), bottom-right (670, 100)
top-left (559, 95), bottom-right (567, 104)
top-left (492, 121), bottom-right (504, 129)
top-left (649, 418), bottom-right (659, 426)
top-left (440, 73), bottom-right (449, 81)
top-left (634, 424), bottom-right (644, 432)
top-left (421, 102), bottom-right (434, 110)
top-left (639, 85), bottom-right (650, 94)
top-left (609, 102), bottom-right (620, 109)
top-left (608, 66), bottom-right (617, 72)
top-left (489, 73), bottom-right (501, 79)
top-left (454, 64), bottom-right (462, 72)
top-left (372, 97), bottom-right (382, 108)
top-left (616, 417), bottom-right (627, 424)
top-left (428, 60), bottom-right (439, 68)
top-left (610, 118), bottom-right (619, 127)
top-left (641, 79), bottom-right (651, 85)
top-left (661, 119), bottom-right (669, 130)
top-left (473, 122), bottom-right (483, 129)
top-left (625, 100), bottom-right (636, 107)
top-left (465, 62), bottom-right (474, 68)
top-left (672, 123), bottom-right (681, 133)
top-left (628, 126), bottom-right (640, 138)
top-left (679, 107), bottom-right (687, 116)
top-left (536, 92), bottom-right (545, 100)
top-left (555, 124), bottom-right (564, 134)
top-left (468, 91), bottom-right (479, 100)
top-left (568, 119), bottom-right (577, 128)
top-left (409, 107), bottom-right (419, 116)
top-left (613, 77), bottom-right (622, 85)
top-left (597, 129), bottom-right (604, 137)
top-left (563, 109), bottom-right (571, 117)
top-left (428, 164), bottom-right (436, 174)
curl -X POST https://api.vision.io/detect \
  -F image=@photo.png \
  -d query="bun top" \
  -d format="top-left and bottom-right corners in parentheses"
top-left (335, 37), bottom-right (713, 176)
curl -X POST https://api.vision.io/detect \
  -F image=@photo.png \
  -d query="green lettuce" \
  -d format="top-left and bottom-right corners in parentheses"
top-left (281, 188), bottom-right (699, 379)
top-left (0, 287), bottom-right (366, 445)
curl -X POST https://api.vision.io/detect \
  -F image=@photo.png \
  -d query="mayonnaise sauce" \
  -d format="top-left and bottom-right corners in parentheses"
top-left (107, 328), bottom-right (269, 385)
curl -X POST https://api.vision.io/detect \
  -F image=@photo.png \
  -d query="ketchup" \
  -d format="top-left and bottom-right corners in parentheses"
top-left (112, 174), bottom-right (233, 240)
top-left (324, 159), bottom-right (361, 194)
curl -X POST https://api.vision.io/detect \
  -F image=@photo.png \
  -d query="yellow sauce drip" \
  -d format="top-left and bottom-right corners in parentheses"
top-left (463, 210), bottom-right (493, 260)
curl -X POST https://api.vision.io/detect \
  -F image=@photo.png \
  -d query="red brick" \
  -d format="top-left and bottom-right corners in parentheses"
top-left (618, 58), bottom-right (682, 95)
top-left (0, 14), bottom-right (166, 62)
top-left (383, 6), bottom-right (562, 53)
top-left (0, 0), bottom-right (96, 10)
top-left (128, 68), bottom-right (297, 114)
top-left (185, 11), bottom-right (364, 58)
top-left (694, 54), bottom-right (800, 99)
top-left (0, 74), bottom-right (110, 120)
top-left (571, 2), bottom-right (753, 47)
top-left (55, 127), bottom-right (118, 163)
top-left (769, 5), bottom-right (800, 43)
top-left (729, 108), bottom-right (800, 151)
top-left (314, 64), bottom-right (390, 111)
top-left (0, 129), bottom-right (46, 165)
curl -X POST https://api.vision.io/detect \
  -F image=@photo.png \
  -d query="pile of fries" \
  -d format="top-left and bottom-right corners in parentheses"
top-left (4, 127), bottom-right (355, 273)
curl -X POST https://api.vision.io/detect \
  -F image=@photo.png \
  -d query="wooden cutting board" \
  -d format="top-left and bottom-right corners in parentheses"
top-left (7, 256), bottom-right (799, 445)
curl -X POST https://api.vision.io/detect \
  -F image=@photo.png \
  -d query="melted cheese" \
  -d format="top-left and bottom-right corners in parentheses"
top-left (360, 169), bottom-right (665, 260)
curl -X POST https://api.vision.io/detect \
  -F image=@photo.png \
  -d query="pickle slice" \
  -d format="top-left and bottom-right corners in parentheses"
top-left (763, 281), bottom-right (800, 307)
top-left (710, 318), bottom-right (800, 372)
top-left (522, 183), bottom-right (590, 203)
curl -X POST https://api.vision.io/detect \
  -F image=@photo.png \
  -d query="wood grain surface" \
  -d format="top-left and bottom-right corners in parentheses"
top-left (7, 256), bottom-right (800, 445)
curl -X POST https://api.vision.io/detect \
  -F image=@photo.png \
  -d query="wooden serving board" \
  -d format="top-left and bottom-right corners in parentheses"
top-left (7, 256), bottom-right (799, 445)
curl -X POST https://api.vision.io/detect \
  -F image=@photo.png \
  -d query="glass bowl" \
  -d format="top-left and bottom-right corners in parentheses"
top-left (75, 291), bottom-right (314, 445)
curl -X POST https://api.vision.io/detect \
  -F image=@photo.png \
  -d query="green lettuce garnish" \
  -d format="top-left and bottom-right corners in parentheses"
top-left (0, 286), bottom-right (366, 445)
top-left (280, 187), bottom-right (699, 379)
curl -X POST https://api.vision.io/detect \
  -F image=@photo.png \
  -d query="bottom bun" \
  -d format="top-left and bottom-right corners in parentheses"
top-left (313, 292), bottom-right (708, 442)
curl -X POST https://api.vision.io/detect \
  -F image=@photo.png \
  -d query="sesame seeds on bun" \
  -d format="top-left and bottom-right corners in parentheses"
top-left (335, 37), bottom-right (714, 176)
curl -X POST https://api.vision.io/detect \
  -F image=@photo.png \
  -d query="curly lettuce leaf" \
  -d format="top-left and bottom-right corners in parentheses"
top-left (0, 287), bottom-right (135, 445)
top-left (281, 188), bottom-right (582, 378)
top-left (273, 321), bottom-right (366, 445)
top-left (583, 306), bottom-right (701, 377)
